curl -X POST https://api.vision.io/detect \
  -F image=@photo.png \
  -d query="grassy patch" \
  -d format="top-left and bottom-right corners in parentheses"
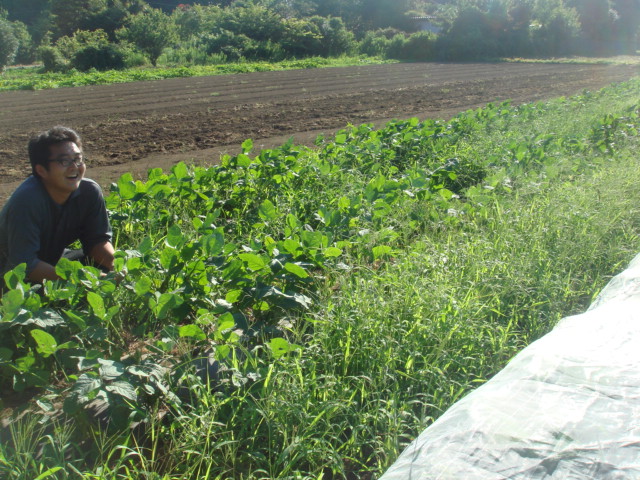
top-left (0, 56), bottom-right (393, 92)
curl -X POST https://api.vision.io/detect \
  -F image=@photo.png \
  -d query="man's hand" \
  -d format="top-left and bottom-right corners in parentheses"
top-left (89, 241), bottom-right (115, 272)
top-left (27, 260), bottom-right (60, 283)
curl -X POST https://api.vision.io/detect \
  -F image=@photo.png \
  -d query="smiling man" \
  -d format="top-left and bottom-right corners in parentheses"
top-left (0, 126), bottom-right (114, 283)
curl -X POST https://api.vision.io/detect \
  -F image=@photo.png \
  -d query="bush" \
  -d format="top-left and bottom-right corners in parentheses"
top-left (0, 19), bottom-right (18, 71)
top-left (37, 45), bottom-right (68, 72)
top-left (71, 43), bottom-right (127, 71)
top-left (55, 29), bottom-right (110, 59)
top-left (359, 30), bottom-right (393, 57)
top-left (309, 16), bottom-right (357, 57)
top-left (396, 31), bottom-right (436, 60)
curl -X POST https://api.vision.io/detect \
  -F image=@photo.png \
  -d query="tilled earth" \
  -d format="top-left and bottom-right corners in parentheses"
top-left (0, 61), bottom-right (637, 204)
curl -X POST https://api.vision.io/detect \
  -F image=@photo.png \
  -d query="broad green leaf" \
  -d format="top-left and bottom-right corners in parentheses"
top-left (268, 337), bottom-right (302, 360)
top-left (323, 247), bottom-right (343, 258)
top-left (171, 161), bottom-right (190, 180)
top-left (166, 224), bottom-right (184, 248)
top-left (179, 324), bottom-right (207, 341)
top-left (239, 253), bottom-right (267, 271)
top-left (117, 173), bottom-right (137, 200)
top-left (1, 289), bottom-right (24, 317)
top-left (301, 231), bottom-right (327, 248)
top-left (217, 312), bottom-right (236, 332)
top-left (4, 264), bottom-right (26, 289)
top-left (138, 237), bottom-right (153, 254)
top-left (283, 262), bottom-right (309, 278)
top-left (151, 292), bottom-right (184, 320)
top-left (225, 289), bottom-right (243, 303)
top-left (98, 359), bottom-right (125, 380)
top-left (160, 248), bottom-right (179, 270)
top-left (242, 138), bottom-right (253, 153)
top-left (86, 292), bottom-right (105, 318)
top-left (55, 257), bottom-right (81, 280)
top-left (105, 381), bottom-right (138, 403)
top-left (236, 154), bottom-right (251, 167)
top-left (372, 245), bottom-right (393, 260)
top-left (0, 347), bottom-right (12, 361)
top-left (286, 214), bottom-right (300, 230)
top-left (202, 232), bottom-right (225, 255)
top-left (438, 188), bottom-right (454, 200)
top-left (14, 354), bottom-right (36, 372)
top-left (258, 199), bottom-right (277, 221)
top-left (134, 275), bottom-right (153, 296)
top-left (30, 329), bottom-right (57, 358)
top-left (282, 239), bottom-right (302, 256)
top-left (214, 344), bottom-right (231, 361)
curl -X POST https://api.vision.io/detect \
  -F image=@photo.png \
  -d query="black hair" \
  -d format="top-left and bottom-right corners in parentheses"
top-left (28, 126), bottom-right (82, 177)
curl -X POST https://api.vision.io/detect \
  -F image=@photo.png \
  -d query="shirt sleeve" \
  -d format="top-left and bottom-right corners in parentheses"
top-left (3, 193), bottom-right (47, 274)
top-left (79, 180), bottom-right (113, 255)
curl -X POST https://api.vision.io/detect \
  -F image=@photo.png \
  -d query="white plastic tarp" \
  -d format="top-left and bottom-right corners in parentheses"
top-left (380, 253), bottom-right (640, 480)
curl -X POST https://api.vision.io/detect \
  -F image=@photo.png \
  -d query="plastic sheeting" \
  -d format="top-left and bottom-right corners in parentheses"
top-left (380, 253), bottom-right (640, 480)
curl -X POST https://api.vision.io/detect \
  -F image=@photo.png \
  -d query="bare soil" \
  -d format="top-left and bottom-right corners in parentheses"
top-left (0, 62), bottom-right (637, 205)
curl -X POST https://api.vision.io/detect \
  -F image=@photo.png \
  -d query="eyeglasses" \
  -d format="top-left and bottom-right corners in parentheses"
top-left (49, 155), bottom-right (85, 168)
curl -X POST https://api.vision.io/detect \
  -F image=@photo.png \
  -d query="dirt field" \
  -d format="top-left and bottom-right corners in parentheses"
top-left (0, 62), bottom-right (638, 205)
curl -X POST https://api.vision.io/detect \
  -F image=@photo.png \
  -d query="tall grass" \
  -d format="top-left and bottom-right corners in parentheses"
top-left (1, 79), bottom-right (639, 479)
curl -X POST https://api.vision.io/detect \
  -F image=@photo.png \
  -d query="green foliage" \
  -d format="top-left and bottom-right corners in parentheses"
top-left (0, 18), bottom-right (18, 71)
top-left (2, 63), bottom-right (640, 480)
top-left (116, 7), bottom-right (177, 66)
top-left (436, 6), bottom-right (504, 60)
top-left (71, 43), bottom-right (127, 71)
top-left (36, 45), bottom-right (68, 73)
top-left (37, 29), bottom-right (117, 73)
top-left (359, 29), bottom-right (436, 60)
top-left (0, 56), bottom-right (388, 91)
top-left (7, 19), bottom-right (34, 64)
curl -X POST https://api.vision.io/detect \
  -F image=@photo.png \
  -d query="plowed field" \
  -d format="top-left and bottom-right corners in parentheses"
top-left (0, 62), bottom-right (637, 204)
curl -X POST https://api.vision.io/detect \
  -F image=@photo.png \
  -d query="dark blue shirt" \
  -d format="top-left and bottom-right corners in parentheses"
top-left (0, 176), bottom-right (112, 275)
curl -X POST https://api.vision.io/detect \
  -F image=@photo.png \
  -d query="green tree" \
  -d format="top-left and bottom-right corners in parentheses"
top-left (567, 0), bottom-right (615, 54)
top-left (612, 0), bottom-right (640, 53)
top-left (117, 8), bottom-right (177, 66)
top-left (435, 6), bottom-right (504, 60)
top-left (50, 0), bottom-right (107, 38)
top-left (0, 0), bottom-right (48, 26)
top-left (9, 19), bottom-right (35, 64)
top-left (0, 17), bottom-right (18, 71)
top-left (531, 0), bottom-right (581, 56)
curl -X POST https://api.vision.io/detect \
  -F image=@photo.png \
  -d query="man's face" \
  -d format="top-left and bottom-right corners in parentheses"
top-left (37, 141), bottom-right (86, 204)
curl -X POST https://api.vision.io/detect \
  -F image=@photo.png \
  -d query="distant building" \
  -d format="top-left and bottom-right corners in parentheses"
top-left (411, 16), bottom-right (442, 34)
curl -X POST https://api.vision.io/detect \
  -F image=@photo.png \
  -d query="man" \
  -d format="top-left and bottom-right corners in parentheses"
top-left (0, 126), bottom-right (114, 283)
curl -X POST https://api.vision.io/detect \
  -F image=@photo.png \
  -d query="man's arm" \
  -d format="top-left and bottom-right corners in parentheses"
top-left (89, 241), bottom-right (115, 271)
top-left (27, 260), bottom-right (60, 283)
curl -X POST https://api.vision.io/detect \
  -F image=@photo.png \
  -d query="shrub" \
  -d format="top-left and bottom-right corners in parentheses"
top-left (55, 29), bottom-right (110, 59)
top-left (116, 8), bottom-right (178, 66)
top-left (396, 31), bottom-right (436, 60)
top-left (71, 43), bottom-right (127, 71)
top-left (359, 30), bottom-right (393, 57)
top-left (309, 16), bottom-right (357, 57)
top-left (37, 45), bottom-right (68, 72)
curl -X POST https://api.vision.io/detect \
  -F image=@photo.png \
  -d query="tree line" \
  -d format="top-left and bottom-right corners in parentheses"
top-left (1, 0), bottom-right (639, 72)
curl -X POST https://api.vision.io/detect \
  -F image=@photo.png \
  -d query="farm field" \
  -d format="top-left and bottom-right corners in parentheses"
top-left (1, 61), bottom-right (640, 479)
top-left (0, 61), bottom-right (638, 204)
